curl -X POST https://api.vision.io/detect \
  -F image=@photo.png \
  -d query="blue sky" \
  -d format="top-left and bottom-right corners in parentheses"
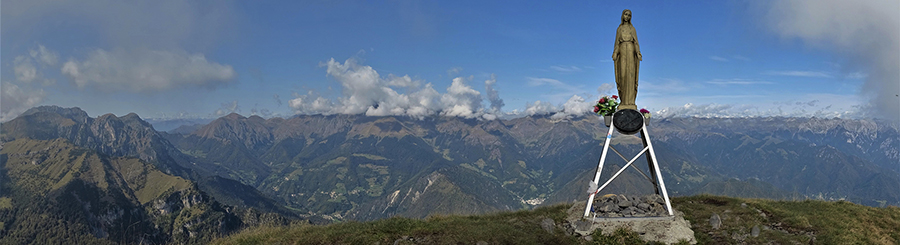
top-left (2, 0), bottom-right (898, 122)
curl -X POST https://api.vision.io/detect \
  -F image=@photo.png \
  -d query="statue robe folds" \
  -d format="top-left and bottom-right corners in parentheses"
top-left (613, 19), bottom-right (640, 110)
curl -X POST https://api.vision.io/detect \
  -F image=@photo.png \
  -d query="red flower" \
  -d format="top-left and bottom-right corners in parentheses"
top-left (593, 106), bottom-right (600, 113)
top-left (598, 98), bottom-right (606, 104)
top-left (611, 95), bottom-right (618, 100)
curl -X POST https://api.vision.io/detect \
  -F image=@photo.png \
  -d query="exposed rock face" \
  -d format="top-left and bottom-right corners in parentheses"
top-left (2, 106), bottom-right (193, 177)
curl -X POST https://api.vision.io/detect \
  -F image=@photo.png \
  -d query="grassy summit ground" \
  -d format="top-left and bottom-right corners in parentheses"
top-left (213, 195), bottom-right (900, 245)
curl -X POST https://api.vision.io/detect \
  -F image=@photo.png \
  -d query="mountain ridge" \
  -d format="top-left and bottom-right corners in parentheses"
top-left (4, 106), bottom-right (897, 227)
top-left (156, 108), bottom-right (900, 220)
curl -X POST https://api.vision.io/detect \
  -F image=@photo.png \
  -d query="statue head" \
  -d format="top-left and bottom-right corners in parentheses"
top-left (621, 9), bottom-right (632, 24)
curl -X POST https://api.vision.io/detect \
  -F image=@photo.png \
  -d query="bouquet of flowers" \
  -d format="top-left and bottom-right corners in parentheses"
top-left (640, 108), bottom-right (651, 118)
top-left (593, 95), bottom-right (619, 116)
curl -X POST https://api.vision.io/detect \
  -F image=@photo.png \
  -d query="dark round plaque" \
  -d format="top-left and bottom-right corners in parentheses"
top-left (613, 109), bottom-right (644, 135)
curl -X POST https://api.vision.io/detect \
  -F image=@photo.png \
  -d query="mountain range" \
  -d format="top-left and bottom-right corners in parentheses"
top-left (1, 106), bottom-right (898, 243)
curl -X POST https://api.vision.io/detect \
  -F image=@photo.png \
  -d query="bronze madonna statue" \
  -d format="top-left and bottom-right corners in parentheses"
top-left (613, 9), bottom-right (641, 110)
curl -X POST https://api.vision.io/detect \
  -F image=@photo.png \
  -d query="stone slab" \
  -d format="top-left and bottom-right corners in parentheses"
top-left (568, 201), bottom-right (697, 245)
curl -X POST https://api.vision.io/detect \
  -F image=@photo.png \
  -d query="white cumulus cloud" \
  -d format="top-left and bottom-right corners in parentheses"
top-left (13, 56), bottom-right (38, 83)
top-left (13, 45), bottom-right (59, 85)
top-left (550, 95), bottom-right (593, 120)
top-left (524, 101), bottom-right (559, 116)
top-left (440, 77), bottom-right (483, 118)
top-left (1, 82), bottom-right (46, 122)
top-left (290, 58), bottom-right (493, 119)
top-left (30, 45), bottom-right (59, 66)
top-left (61, 48), bottom-right (236, 92)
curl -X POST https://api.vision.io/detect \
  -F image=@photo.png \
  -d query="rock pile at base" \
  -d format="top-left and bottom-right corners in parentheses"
top-left (591, 194), bottom-right (669, 217)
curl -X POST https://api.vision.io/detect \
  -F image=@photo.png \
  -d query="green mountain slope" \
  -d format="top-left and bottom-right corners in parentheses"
top-left (0, 106), bottom-right (299, 218)
top-left (0, 138), bottom-right (293, 244)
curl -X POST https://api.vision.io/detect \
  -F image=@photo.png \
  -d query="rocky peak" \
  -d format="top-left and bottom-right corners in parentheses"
top-left (22, 105), bottom-right (91, 123)
top-left (193, 113), bottom-right (276, 153)
top-left (223, 112), bottom-right (245, 120)
top-left (2, 106), bottom-right (192, 177)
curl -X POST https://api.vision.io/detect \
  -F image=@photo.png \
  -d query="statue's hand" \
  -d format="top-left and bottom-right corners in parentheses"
top-left (612, 53), bottom-right (618, 61)
top-left (638, 53), bottom-right (642, 61)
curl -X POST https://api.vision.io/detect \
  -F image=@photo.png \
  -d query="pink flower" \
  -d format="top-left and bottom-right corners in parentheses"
top-left (611, 95), bottom-right (618, 100)
top-left (640, 108), bottom-right (650, 114)
top-left (599, 98), bottom-right (606, 104)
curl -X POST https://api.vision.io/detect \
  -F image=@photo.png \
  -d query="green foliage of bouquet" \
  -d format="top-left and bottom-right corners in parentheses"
top-left (593, 95), bottom-right (619, 116)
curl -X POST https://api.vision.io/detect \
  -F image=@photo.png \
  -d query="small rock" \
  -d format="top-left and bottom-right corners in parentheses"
top-left (618, 200), bottom-right (632, 208)
top-left (710, 213), bottom-right (722, 230)
top-left (653, 195), bottom-right (666, 204)
top-left (598, 203), bottom-right (619, 213)
top-left (582, 235), bottom-right (593, 242)
top-left (741, 203), bottom-right (748, 208)
top-left (540, 218), bottom-right (555, 233)
top-left (573, 220), bottom-right (594, 236)
top-left (637, 203), bottom-right (651, 211)
top-left (751, 225), bottom-right (760, 237)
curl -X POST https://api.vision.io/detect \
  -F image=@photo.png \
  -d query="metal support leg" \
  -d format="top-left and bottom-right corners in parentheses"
top-left (583, 117), bottom-right (616, 218)
top-left (641, 126), bottom-right (674, 216)
top-left (640, 129), bottom-right (660, 195)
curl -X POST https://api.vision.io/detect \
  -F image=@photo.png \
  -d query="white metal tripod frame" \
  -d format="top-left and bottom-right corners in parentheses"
top-left (582, 118), bottom-right (674, 217)
top-left (610, 146), bottom-right (653, 182)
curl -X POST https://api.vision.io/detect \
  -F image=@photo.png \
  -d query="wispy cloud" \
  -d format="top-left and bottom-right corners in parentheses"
top-left (732, 55), bottom-right (750, 61)
top-left (549, 65), bottom-right (583, 73)
top-left (764, 70), bottom-right (832, 78)
top-left (447, 67), bottom-right (462, 76)
top-left (707, 79), bottom-right (773, 85)
top-left (641, 78), bottom-right (692, 94)
top-left (525, 77), bottom-right (585, 103)
top-left (845, 72), bottom-right (867, 79)
top-left (709, 56), bottom-right (729, 62)
top-left (526, 77), bottom-right (565, 87)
